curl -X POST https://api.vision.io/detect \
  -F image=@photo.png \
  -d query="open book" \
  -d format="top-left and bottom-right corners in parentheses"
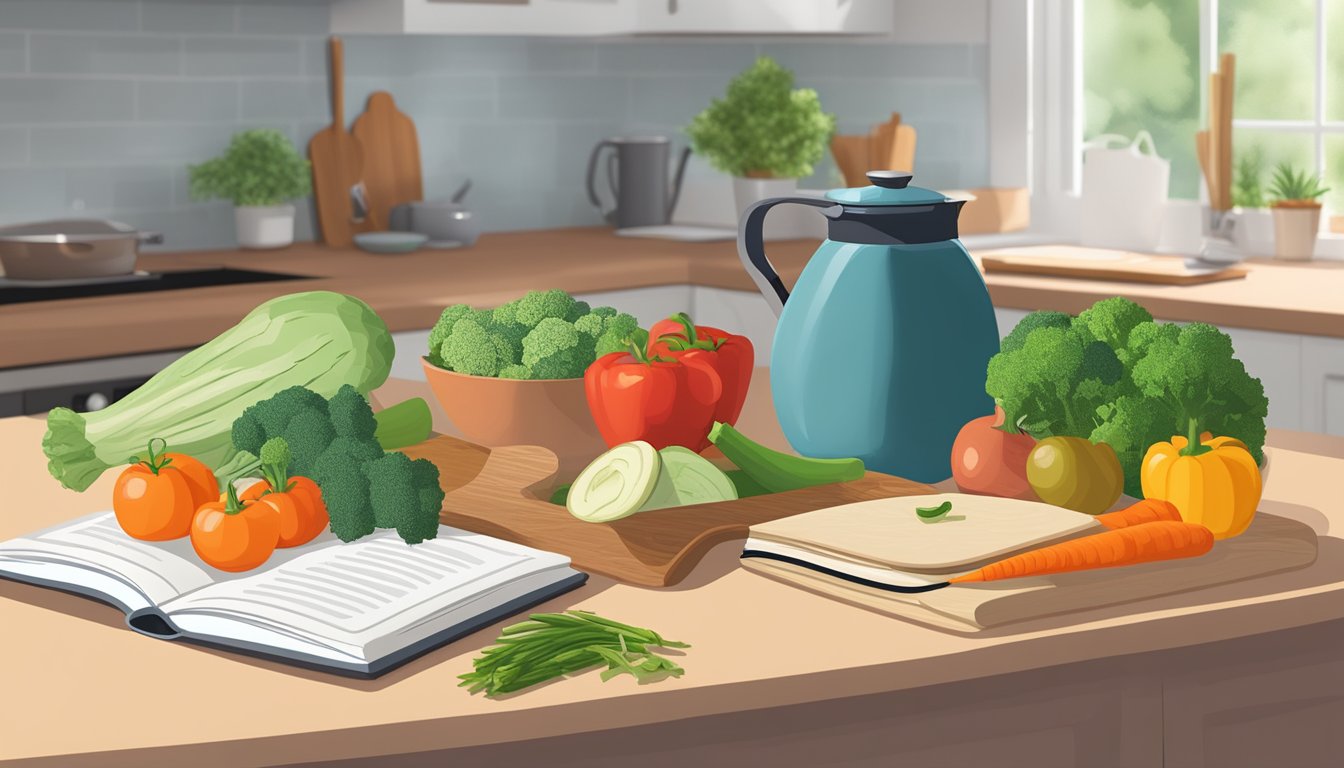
top-left (0, 512), bottom-right (587, 677)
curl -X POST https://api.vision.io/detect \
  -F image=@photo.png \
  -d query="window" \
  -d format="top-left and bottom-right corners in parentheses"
top-left (1082, 0), bottom-right (1341, 213)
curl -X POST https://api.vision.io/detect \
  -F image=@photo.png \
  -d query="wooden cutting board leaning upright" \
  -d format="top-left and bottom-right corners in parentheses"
top-left (308, 37), bottom-right (377, 246)
top-left (352, 92), bottom-right (423, 229)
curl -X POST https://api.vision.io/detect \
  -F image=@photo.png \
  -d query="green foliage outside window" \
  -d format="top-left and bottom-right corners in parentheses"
top-left (686, 56), bottom-right (836, 180)
top-left (189, 129), bottom-right (312, 207)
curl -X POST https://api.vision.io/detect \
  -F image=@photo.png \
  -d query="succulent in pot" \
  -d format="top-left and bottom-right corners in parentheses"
top-left (1266, 162), bottom-right (1329, 261)
top-left (189, 129), bottom-right (312, 250)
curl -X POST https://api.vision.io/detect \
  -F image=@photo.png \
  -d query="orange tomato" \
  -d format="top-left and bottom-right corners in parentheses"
top-left (241, 476), bottom-right (328, 548)
top-left (190, 486), bottom-right (280, 572)
top-left (112, 439), bottom-right (218, 541)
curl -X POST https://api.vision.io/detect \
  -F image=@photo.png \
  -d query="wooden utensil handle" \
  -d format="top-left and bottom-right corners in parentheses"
top-left (329, 36), bottom-right (344, 125)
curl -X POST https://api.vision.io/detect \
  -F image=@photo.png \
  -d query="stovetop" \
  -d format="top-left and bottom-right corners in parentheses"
top-left (0, 268), bottom-right (312, 305)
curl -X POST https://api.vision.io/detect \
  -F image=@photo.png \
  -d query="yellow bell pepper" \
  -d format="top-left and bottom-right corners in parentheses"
top-left (1141, 429), bottom-right (1262, 539)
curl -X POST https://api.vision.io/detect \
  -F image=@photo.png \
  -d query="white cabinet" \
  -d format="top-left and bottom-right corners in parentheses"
top-left (635, 0), bottom-right (891, 35)
top-left (1302, 336), bottom-right (1344, 436)
top-left (331, 0), bottom-right (636, 37)
top-left (331, 0), bottom-right (889, 36)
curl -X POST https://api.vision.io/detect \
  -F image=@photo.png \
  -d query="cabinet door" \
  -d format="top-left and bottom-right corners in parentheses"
top-left (333, 0), bottom-right (636, 36)
top-left (1162, 622), bottom-right (1344, 768)
top-left (390, 329), bottom-right (433, 381)
top-left (636, 0), bottom-right (890, 34)
top-left (1301, 335), bottom-right (1344, 436)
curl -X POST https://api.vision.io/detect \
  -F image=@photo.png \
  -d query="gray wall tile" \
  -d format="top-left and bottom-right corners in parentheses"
top-left (0, 0), bottom-right (139, 32)
top-left (0, 127), bottom-right (27, 166)
top-left (0, 31), bottom-right (25, 73)
top-left (64, 166), bottom-right (174, 212)
top-left (29, 33), bottom-right (180, 76)
top-left (141, 1), bottom-right (237, 34)
top-left (182, 37), bottom-right (302, 77)
top-left (236, 2), bottom-right (330, 35)
top-left (596, 41), bottom-right (758, 74)
top-left (138, 80), bottom-right (239, 122)
top-left (30, 123), bottom-right (236, 167)
top-left (0, 3), bottom-right (990, 248)
top-left (498, 74), bottom-right (627, 120)
top-left (240, 79), bottom-right (327, 120)
top-left (0, 78), bottom-right (134, 123)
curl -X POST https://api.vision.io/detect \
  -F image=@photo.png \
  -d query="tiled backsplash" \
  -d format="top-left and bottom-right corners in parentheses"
top-left (0, 0), bottom-right (988, 250)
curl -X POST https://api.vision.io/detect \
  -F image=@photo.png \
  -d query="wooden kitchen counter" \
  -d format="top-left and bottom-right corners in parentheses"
top-left (2, 371), bottom-right (1343, 767)
top-left (3, 228), bottom-right (1343, 370)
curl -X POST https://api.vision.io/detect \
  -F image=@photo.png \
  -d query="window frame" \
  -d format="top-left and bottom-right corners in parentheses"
top-left (1030, 0), bottom-right (1344, 255)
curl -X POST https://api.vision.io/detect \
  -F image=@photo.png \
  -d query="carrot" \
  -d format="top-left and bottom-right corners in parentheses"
top-left (950, 520), bottom-right (1214, 584)
top-left (1095, 498), bottom-right (1183, 530)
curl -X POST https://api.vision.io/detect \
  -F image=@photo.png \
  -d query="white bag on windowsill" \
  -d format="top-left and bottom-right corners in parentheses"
top-left (1080, 131), bottom-right (1170, 252)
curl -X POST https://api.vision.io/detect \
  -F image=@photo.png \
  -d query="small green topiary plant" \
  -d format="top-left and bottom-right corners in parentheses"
top-left (686, 56), bottom-right (836, 180)
top-left (1231, 147), bottom-right (1266, 209)
top-left (189, 129), bottom-right (312, 207)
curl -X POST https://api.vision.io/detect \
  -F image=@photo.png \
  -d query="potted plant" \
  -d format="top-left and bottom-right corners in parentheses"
top-left (1231, 147), bottom-right (1273, 256)
top-left (189, 129), bottom-right (311, 249)
top-left (686, 56), bottom-right (835, 234)
top-left (1267, 162), bottom-right (1329, 261)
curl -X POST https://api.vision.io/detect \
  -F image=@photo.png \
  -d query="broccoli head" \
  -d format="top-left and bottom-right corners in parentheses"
top-left (522, 317), bottom-right (593, 379)
top-left (498, 364), bottom-right (534, 380)
top-left (1074, 297), bottom-right (1154, 363)
top-left (589, 305), bottom-right (617, 320)
top-left (314, 441), bottom-right (375, 542)
top-left (1000, 310), bottom-right (1072, 353)
top-left (328, 384), bottom-right (378, 442)
top-left (231, 385), bottom-right (329, 455)
top-left (985, 324), bottom-right (1124, 438)
top-left (594, 313), bottom-right (648, 357)
top-left (364, 452), bottom-right (444, 544)
top-left (281, 407), bottom-right (336, 477)
top-left (441, 317), bottom-right (503, 377)
top-left (573, 312), bottom-right (607, 343)
top-left (259, 436), bottom-right (291, 471)
top-left (515, 289), bottom-right (580, 327)
top-left (1090, 395), bottom-right (1176, 498)
top-left (427, 304), bottom-right (474, 367)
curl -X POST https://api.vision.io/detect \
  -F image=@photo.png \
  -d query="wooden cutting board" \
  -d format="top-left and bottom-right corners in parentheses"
top-left (352, 91), bottom-right (423, 229)
top-left (981, 246), bottom-right (1249, 285)
top-left (743, 512), bottom-right (1319, 632)
top-left (308, 37), bottom-right (374, 246)
top-left (401, 435), bottom-right (935, 587)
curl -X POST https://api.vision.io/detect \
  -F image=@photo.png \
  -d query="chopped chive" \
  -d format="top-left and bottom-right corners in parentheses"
top-left (916, 500), bottom-right (954, 521)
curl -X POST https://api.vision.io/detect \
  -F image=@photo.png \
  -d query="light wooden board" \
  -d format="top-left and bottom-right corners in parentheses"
top-left (352, 91), bottom-right (423, 229)
top-left (308, 37), bottom-right (374, 246)
top-left (401, 435), bottom-right (935, 587)
top-left (743, 512), bottom-right (1319, 632)
top-left (981, 246), bottom-right (1249, 285)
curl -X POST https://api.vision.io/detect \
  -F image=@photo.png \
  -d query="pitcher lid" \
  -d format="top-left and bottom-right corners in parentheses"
top-left (825, 171), bottom-right (950, 206)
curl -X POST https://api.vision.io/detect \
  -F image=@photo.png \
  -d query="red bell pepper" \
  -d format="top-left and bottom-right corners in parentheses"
top-left (584, 341), bottom-right (723, 451)
top-left (647, 313), bottom-right (754, 426)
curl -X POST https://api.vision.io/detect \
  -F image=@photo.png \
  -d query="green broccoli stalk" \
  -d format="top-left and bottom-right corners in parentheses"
top-left (985, 325), bottom-right (1125, 438)
top-left (314, 441), bottom-right (376, 542)
top-left (364, 452), bottom-right (445, 544)
top-left (257, 437), bottom-right (294, 494)
top-left (220, 385), bottom-right (432, 486)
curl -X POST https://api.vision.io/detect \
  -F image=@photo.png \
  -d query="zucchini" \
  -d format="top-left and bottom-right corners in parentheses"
top-left (707, 422), bottom-right (865, 493)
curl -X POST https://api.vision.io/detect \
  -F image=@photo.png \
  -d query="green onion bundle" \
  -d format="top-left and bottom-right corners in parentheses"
top-left (460, 610), bottom-right (689, 696)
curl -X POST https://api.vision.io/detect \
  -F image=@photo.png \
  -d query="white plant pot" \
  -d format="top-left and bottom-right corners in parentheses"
top-left (733, 176), bottom-right (807, 242)
top-left (1233, 207), bottom-right (1276, 257)
top-left (235, 204), bottom-right (295, 250)
top-left (1271, 205), bottom-right (1321, 261)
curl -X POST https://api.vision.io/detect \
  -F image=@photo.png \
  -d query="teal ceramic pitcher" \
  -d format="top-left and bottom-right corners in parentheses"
top-left (738, 171), bottom-right (998, 483)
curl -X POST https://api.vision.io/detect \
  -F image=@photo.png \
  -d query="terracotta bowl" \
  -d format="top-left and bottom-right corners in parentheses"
top-left (421, 358), bottom-right (609, 480)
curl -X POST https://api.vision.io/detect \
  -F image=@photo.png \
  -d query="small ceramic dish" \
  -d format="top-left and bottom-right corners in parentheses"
top-left (354, 231), bottom-right (428, 254)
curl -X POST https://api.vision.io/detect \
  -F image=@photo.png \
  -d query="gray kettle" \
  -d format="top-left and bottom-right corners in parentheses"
top-left (586, 136), bottom-right (690, 229)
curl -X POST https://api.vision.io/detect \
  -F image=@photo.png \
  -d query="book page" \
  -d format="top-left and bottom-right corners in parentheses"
top-left (162, 528), bottom-right (572, 660)
top-left (0, 512), bottom-right (216, 607)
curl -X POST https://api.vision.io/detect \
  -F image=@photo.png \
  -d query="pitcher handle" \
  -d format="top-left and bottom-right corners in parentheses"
top-left (738, 196), bottom-right (837, 316)
top-left (666, 145), bottom-right (692, 220)
top-left (585, 140), bottom-right (618, 223)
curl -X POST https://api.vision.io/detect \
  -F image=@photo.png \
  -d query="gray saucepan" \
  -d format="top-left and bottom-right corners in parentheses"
top-left (0, 219), bottom-right (164, 280)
